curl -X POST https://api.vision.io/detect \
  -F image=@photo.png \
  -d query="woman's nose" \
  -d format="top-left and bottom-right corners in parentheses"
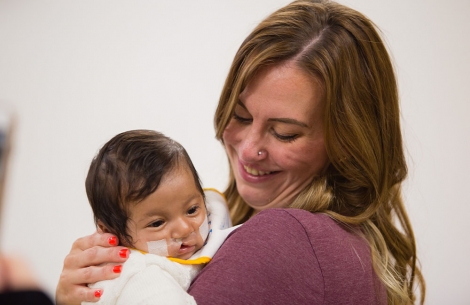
top-left (239, 127), bottom-right (266, 161)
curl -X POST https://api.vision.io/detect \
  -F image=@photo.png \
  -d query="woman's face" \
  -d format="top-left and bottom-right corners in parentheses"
top-left (223, 63), bottom-right (328, 211)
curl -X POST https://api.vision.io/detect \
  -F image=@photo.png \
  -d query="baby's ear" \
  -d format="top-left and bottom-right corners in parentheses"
top-left (97, 220), bottom-right (110, 234)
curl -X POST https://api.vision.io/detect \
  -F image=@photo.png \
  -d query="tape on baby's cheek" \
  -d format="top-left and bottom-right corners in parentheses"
top-left (147, 239), bottom-right (169, 256)
top-left (199, 214), bottom-right (209, 243)
top-left (147, 238), bottom-right (184, 257)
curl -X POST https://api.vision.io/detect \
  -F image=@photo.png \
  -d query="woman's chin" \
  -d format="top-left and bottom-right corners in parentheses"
top-left (239, 190), bottom-right (277, 210)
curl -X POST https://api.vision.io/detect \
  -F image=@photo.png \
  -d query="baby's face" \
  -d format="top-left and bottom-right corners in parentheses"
top-left (126, 165), bottom-right (207, 259)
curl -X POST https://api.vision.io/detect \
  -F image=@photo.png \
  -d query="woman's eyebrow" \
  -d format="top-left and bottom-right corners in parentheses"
top-left (268, 118), bottom-right (309, 128)
top-left (237, 101), bottom-right (309, 128)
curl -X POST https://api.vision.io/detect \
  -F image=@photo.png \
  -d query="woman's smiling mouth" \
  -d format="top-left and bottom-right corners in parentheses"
top-left (243, 165), bottom-right (272, 176)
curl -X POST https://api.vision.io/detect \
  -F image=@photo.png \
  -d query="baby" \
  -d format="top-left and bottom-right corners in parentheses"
top-left (83, 130), bottom-right (236, 305)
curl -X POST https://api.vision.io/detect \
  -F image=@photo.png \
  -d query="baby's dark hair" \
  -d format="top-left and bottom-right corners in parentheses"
top-left (85, 129), bottom-right (204, 246)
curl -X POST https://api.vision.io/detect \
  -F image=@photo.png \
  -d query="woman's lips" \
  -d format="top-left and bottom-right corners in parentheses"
top-left (243, 165), bottom-right (271, 176)
top-left (238, 161), bottom-right (279, 182)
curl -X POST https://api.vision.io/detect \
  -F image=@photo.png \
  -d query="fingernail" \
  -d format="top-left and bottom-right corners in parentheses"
top-left (113, 265), bottom-right (122, 273)
top-left (119, 248), bottom-right (129, 258)
top-left (108, 236), bottom-right (117, 246)
top-left (94, 289), bottom-right (103, 298)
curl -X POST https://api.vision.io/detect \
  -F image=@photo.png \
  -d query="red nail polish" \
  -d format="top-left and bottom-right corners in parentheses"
top-left (119, 248), bottom-right (129, 258)
top-left (113, 265), bottom-right (122, 273)
top-left (94, 289), bottom-right (103, 298)
top-left (108, 236), bottom-right (117, 246)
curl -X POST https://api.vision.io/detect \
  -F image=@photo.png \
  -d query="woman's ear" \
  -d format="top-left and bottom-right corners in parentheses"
top-left (97, 220), bottom-right (110, 234)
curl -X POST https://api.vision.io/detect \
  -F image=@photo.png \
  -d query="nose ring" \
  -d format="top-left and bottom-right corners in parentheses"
top-left (258, 150), bottom-right (264, 156)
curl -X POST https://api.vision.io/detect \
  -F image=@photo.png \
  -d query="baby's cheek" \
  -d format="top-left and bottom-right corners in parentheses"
top-left (199, 214), bottom-right (209, 244)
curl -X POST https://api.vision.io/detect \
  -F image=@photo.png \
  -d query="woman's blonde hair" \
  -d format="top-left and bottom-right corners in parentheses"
top-left (214, 0), bottom-right (425, 303)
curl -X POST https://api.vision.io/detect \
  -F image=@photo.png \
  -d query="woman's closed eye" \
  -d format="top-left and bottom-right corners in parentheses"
top-left (271, 129), bottom-right (299, 143)
top-left (233, 112), bottom-right (252, 124)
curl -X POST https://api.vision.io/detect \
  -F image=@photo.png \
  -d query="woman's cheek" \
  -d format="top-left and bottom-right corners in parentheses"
top-left (222, 122), bottom-right (240, 144)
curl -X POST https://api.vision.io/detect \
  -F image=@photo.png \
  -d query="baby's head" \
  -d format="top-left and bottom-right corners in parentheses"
top-left (86, 130), bottom-right (208, 259)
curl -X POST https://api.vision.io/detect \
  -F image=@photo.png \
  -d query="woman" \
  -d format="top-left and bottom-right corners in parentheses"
top-left (56, 0), bottom-right (425, 304)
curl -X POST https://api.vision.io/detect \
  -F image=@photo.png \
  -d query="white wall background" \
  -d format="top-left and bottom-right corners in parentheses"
top-left (0, 0), bottom-right (469, 303)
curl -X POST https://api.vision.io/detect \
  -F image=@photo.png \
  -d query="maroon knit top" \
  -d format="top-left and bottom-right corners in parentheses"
top-left (188, 208), bottom-right (387, 304)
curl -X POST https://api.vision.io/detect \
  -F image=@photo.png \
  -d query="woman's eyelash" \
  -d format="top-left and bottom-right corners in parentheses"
top-left (233, 112), bottom-right (252, 123)
top-left (233, 111), bottom-right (299, 142)
top-left (273, 131), bottom-right (299, 143)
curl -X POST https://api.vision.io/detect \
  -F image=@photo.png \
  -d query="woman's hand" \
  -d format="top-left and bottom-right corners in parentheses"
top-left (55, 232), bottom-right (129, 305)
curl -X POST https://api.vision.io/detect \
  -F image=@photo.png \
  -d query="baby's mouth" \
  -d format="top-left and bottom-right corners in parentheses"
top-left (176, 243), bottom-right (196, 259)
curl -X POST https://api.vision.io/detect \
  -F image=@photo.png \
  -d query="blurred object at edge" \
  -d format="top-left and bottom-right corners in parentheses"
top-left (0, 104), bottom-right (53, 305)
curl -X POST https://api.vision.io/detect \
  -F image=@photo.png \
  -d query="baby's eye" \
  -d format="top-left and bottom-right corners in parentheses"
top-left (149, 220), bottom-right (165, 228)
top-left (187, 206), bottom-right (199, 215)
